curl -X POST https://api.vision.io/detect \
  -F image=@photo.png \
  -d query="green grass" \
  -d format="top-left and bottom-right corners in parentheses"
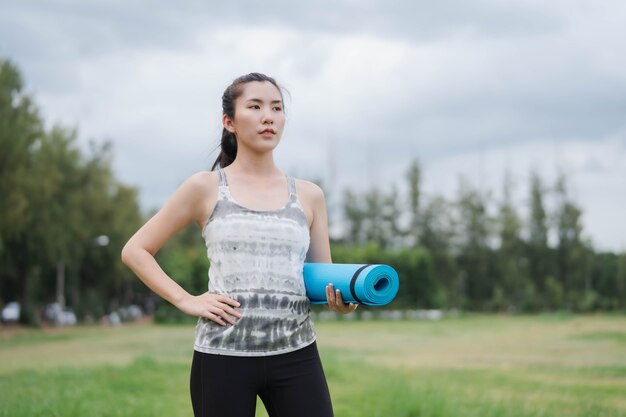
top-left (1, 314), bottom-right (625, 416)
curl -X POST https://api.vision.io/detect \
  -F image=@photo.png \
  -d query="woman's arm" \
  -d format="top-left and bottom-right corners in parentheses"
top-left (300, 180), bottom-right (357, 314)
top-left (121, 172), bottom-right (241, 326)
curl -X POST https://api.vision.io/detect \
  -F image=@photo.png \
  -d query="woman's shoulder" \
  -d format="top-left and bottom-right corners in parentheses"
top-left (293, 178), bottom-right (325, 201)
top-left (185, 170), bottom-right (219, 186)
top-left (175, 171), bottom-right (219, 198)
top-left (177, 171), bottom-right (220, 228)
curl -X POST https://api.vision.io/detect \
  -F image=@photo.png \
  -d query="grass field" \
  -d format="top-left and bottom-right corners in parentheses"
top-left (1, 314), bottom-right (625, 416)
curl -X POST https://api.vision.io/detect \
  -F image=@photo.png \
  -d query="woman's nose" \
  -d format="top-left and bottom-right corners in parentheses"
top-left (262, 111), bottom-right (274, 124)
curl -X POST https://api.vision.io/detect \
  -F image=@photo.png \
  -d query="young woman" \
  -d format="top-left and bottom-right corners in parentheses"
top-left (121, 73), bottom-right (357, 417)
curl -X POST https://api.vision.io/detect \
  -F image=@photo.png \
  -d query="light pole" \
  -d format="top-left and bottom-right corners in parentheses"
top-left (56, 260), bottom-right (66, 309)
top-left (56, 235), bottom-right (109, 309)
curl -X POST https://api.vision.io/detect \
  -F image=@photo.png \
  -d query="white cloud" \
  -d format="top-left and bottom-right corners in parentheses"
top-left (1, 0), bottom-right (625, 249)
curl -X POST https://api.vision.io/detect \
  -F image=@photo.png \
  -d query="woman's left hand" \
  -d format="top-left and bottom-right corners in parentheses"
top-left (326, 284), bottom-right (359, 314)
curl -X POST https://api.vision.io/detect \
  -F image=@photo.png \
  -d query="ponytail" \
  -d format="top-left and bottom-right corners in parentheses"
top-left (211, 72), bottom-right (283, 170)
top-left (212, 129), bottom-right (237, 170)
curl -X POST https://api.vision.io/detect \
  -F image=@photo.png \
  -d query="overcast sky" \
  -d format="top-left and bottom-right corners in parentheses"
top-left (1, 0), bottom-right (625, 250)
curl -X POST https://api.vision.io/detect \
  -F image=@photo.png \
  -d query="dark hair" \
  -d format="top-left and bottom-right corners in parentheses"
top-left (211, 73), bottom-right (283, 170)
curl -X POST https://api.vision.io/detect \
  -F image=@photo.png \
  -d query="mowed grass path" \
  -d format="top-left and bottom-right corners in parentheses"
top-left (1, 314), bottom-right (625, 416)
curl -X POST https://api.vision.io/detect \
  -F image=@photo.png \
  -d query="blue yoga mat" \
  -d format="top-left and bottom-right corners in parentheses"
top-left (303, 263), bottom-right (399, 306)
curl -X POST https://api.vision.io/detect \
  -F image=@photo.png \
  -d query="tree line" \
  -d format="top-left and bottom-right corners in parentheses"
top-left (333, 162), bottom-right (626, 312)
top-left (1, 60), bottom-right (144, 324)
top-left (1, 59), bottom-right (624, 326)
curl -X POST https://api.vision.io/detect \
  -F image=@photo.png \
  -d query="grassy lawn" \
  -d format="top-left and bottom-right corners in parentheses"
top-left (1, 314), bottom-right (625, 416)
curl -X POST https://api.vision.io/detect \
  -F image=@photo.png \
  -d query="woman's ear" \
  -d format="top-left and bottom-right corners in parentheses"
top-left (222, 114), bottom-right (235, 133)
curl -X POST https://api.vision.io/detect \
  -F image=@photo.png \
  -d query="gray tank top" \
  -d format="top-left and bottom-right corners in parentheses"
top-left (193, 168), bottom-right (316, 356)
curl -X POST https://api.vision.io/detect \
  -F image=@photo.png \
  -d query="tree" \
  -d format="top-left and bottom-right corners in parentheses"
top-left (341, 186), bottom-right (403, 249)
top-left (406, 160), bottom-right (421, 246)
top-left (0, 60), bottom-right (43, 239)
top-left (554, 174), bottom-right (592, 310)
top-left (455, 179), bottom-right (494, 309)
top-left (0, 60), bottom-right (46, 321)
top-left (527, 171), bottom-right (550, 307)
top-left (0, 59), bottom-right (144, 323)
top-left (495, 171), bottom-right (526, 310)
top-left (590, 252), bottom-right (620, 309)
top-left (417, 195), bottom-right (457, 307)
top-left (616, 253), bottom-right (626, 309)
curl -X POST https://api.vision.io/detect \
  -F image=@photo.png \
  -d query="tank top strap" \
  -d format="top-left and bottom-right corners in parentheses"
top-left (217, 168), bottom-right (228, 187)
top-left (287, 175), bottom-right (298, 201)
top-left (216, 168), bottom-right (231, 200)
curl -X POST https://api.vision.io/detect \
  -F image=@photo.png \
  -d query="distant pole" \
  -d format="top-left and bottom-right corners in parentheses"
top-left (55, 235), bottom-right (109, 310)
top-left (56, 260), bottom-right (65, 309)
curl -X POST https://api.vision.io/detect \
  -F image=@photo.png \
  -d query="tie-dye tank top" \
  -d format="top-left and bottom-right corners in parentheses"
top-left (193, 168), bottom-right (316, 356)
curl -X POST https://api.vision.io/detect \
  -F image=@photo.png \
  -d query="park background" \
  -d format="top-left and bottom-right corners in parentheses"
top-left (1, 1), bottom-right (625, 416)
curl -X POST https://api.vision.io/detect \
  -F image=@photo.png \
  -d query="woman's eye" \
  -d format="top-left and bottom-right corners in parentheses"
top-left (249, 105), bottom-right (260, 109)
top-left (273, 106), bottom-right (283, 111)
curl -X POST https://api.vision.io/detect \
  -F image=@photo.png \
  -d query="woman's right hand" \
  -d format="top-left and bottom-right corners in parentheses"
top-left (176, 292), bottom-right (242, 326)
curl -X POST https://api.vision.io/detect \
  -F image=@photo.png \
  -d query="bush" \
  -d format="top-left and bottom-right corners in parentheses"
top-left (153, 301), bottom-right (196, 324)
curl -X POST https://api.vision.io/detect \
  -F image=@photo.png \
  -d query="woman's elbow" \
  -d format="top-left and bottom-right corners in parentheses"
top-left (120, 242), bottom-right (135, 266)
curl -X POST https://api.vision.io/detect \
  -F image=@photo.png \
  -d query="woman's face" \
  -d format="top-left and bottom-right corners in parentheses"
top-left (224, 81), bottom-right (285, 154)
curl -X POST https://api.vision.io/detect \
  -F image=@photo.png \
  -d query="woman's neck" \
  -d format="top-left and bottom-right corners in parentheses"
top-left (228, 151), bottom-right (281, 177)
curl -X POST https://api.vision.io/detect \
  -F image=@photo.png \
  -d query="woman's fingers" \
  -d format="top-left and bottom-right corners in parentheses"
top-left (334, 290), bottom-right (358, 313)
top-left (192, 293), bottom-right (242, 325)
top-left (207, 305), bottom-right (238, 325)
top-left (326, 284), bottom-right (358, 314)
top-left (212, 300), bottom-right (242, 319)
top-left (326, 283), bottom-right (336, 304)
top-left (334, 287), bottom-right (344, 304)
top-left (205, 311), bottom-right (226, 326)
top-left (215, 294), bottom-right (241, 308)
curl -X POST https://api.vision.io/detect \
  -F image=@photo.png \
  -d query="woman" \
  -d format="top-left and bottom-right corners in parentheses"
top-left (121, 73), bottom-right (357, 417)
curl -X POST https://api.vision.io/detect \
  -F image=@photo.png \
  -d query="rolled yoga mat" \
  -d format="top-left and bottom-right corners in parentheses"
top-left (303, 263), bottom-right (399, 306)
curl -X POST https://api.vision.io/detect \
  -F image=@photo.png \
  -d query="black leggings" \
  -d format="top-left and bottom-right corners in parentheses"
top-left (190, 342), bottom-right (334, 417)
